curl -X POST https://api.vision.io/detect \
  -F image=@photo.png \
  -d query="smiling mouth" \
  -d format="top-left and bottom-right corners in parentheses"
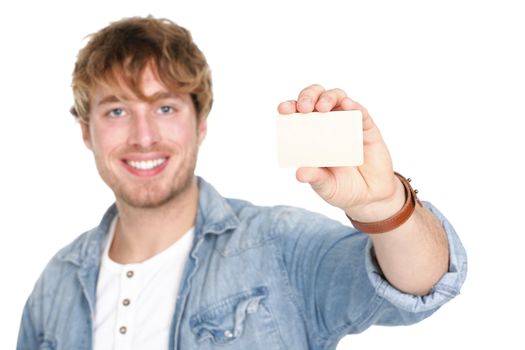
top-left (125, 157), bottom-right (168, 170)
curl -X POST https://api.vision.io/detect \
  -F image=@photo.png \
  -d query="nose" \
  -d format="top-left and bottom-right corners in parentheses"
top-left (128, 111), bottom-right (160, 149)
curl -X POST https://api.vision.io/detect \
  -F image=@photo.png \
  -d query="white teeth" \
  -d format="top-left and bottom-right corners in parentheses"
top-left (126, 158), bottom-right (167, 170)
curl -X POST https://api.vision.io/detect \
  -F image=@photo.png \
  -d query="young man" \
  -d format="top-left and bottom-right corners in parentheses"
top-left (17, 16), bottom-right (467, 350)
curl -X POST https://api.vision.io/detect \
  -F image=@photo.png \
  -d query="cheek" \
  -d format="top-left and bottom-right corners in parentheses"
top-left (160, 119), bottom-right (199, 145)
top-left (90, 124), bottom-right (127, 155)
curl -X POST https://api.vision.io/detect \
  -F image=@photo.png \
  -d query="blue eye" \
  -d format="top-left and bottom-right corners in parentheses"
top-left (109, 108), bottom-right (125, 118)
top-left (159, 105), bottom-right (173, 114)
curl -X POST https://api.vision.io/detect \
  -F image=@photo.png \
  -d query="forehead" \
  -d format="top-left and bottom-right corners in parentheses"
top-left (91, 65), bottom-right (168, 104)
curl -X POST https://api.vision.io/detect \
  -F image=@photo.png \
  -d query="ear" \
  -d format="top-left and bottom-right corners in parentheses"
top-left (197, 118), bottom-right (208, 146)
top-left (80, 122), bottom-right (93, 150)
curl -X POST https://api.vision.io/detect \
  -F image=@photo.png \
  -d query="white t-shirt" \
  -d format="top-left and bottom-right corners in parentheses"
top-left (93, 217), bottom-right (195, 350)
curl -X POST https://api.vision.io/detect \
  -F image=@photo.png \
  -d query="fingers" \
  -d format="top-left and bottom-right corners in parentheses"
top-left (277, 84), bottom-right (355, 114)
top-left (343, 99), bottom-right (376, 132)
top-left (277, 100), bottom-right (297, 114)
top-left (313, 88), bottom-right (348, 112)
top-left (277, 84), bottom-right (325, 114)
top-left (296, 84), bottom-right (326, 113)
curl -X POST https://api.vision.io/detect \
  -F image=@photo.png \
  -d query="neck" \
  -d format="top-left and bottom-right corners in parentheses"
top-left (109, 177), bottom-right (199, 264)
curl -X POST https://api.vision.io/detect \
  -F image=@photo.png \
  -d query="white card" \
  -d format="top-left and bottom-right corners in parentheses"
top-left (276, 110), bottom-right (363, 167)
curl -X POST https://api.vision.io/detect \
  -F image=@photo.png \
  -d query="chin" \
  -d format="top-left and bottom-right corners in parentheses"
top-left (122, 192), bottom-right (176, 209)
top-left (116, 175), bottom-right (196, 209)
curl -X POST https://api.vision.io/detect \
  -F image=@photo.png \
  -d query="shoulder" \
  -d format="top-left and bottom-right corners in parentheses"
top-left (29, 228), bottom-right (100, 300)
top-left (224, 197), bottom-right (357, 243)
top-left (226, 197), bottom-right (335, 224)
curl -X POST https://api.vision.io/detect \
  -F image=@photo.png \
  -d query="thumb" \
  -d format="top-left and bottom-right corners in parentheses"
top-left (296, 167), bottom-right (324, 184)
top-left (296, 167), bottom-right (335, 199)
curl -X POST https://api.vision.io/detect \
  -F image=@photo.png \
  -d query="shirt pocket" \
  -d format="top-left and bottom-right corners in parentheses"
top-left (38, 336), bottom-right (56, 350)
top-left (189, 286), bottom-right (283, 348)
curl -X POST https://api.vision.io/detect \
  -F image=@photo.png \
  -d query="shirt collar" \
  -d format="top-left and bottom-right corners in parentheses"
top-left (194, 176), bottom-right (240, 239)
top-left (57, 176), bottom-right (239, 267)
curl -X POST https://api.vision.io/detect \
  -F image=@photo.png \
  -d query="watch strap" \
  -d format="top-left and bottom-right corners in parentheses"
top-left (347, 172), bottom-right (422, 234)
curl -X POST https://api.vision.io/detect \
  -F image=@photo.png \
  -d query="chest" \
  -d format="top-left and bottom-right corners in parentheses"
top-left (175, 236), bottom-right (309, 350)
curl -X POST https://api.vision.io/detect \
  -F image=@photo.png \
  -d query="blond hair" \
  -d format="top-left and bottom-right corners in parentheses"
top-left (71, 16), bottom-right (212, 123)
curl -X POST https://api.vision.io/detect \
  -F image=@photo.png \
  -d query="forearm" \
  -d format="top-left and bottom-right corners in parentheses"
top-left (346, 177), bottom-right (450, 296)
top-left (369, 204), bottom-right (449, 295)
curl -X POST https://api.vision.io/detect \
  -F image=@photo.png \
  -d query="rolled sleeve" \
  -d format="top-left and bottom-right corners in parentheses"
top-left (274, 201), bottom-right (467, 347)
top-left (365, 201), bottom-right (468, 318)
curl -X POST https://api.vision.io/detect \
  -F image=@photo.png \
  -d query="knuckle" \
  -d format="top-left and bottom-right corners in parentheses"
top-left (319, 92), bottom-right (335, 104)
top-left (300, 84), bottom-right (325, 97)
top-left (308, 83), bottom-right (325, 91)
top-left (330, 88), bottom-right (347, 96)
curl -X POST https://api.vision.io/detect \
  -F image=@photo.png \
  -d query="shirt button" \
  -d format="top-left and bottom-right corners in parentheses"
top-left (126, 270), bottom-right (134, 278)
top-left (119, 326), bottom-right (127, 334)
top-left (122, 299), bottom-right (131, 306)
top-left (224, 330), bottom-right (233, 338)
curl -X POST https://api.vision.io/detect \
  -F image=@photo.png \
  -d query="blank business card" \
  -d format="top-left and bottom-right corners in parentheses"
top-left (276, 110), bottom-right (363, 167)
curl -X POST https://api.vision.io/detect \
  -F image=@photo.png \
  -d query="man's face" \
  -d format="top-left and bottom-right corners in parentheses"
top-left (81, 65), bottom-right (207, 209)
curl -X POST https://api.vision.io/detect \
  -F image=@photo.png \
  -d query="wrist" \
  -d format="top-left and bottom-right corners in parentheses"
top-left (344, 175), bottom-right (405, 223)
top-left (345, 172), bottom-right (423, 234)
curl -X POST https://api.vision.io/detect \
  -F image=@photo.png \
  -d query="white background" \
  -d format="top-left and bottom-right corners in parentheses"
top-left (1, 0), bottom-right (523, 349)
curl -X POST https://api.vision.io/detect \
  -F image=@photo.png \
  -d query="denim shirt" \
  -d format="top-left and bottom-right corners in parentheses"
top-left (17, 177), bottom-right (467, 350)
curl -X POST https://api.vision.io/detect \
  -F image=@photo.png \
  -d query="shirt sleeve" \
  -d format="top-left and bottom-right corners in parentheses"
top-left (17, 298), bottom-right (39, 350)
top-left (274, 200), bottom-right (467, 347)
top-left (364, 201), bottom-right (467, 323)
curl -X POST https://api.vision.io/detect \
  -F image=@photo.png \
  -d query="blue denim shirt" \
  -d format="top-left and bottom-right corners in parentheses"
top-left (17, 177), bottom-right (467, 350)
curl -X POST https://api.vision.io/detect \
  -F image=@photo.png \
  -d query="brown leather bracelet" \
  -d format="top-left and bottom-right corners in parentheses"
top-left (347, 172), bottom-right (422, 234)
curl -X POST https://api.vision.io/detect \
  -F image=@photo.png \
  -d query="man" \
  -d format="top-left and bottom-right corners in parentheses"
top-left (17, 16), bottom-right (467, 350)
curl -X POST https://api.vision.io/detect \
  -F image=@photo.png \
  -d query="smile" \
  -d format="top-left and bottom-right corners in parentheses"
top-left (125, 158), bottom-right (168, 170)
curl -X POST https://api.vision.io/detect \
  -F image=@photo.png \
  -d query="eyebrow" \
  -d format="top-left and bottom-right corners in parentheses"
top-left (96, 95), bottom-right (121, 106)
top-left (96, 92), bottom-right (183, 106)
